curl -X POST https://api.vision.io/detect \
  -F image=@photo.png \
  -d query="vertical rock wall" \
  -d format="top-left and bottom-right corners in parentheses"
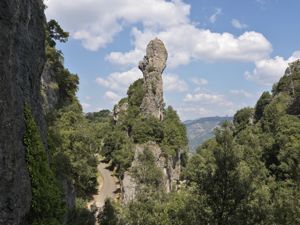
top-left (0, 0), bottom-right (46, 224)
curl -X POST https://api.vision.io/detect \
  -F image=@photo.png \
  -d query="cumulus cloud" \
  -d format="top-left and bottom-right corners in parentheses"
top-left (108, 26), bottom-right (272, 68)
top-left (245, 51), bottom-right (300, 85)
top-left (163, 74), bottom-right (188, 92)
top-left (176, 106), bottom-right (211, 120)
top-left (231, 19), bottom-right (248, 29)
top-left (45, 0), bottom-right (190, 51)
top-left (209, 8), bottom-right (222, 23)
top-left (105, 91), bottom-right (121, 103)
top-left (46, 0), bottom-right (272, 66)
top-left (96, 67), bottom-right (142, 91)
top-left (184, 92), bottom-right (233, 107)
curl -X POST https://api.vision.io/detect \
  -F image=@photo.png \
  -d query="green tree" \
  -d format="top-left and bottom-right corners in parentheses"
top-left (233, 107), bottom-right (254, 132)
top-left (131, 116), bottom-right (164, 143)
top-left (46, 19), bottom-right (69, 47)
top-left (254, 91), bottom-right (272, 121)
top-left (186, 122), bottom-right (271, 225)
top-left (24, 105), bottom-right (66, 225)
top-left (132, 148), bottom-right (163, 189)
top-left (161, 106), bottom-right (188, 156)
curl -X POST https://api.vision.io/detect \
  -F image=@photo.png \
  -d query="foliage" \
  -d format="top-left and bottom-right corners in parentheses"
top-left (131, 116), bottom-right (164, 143)
top-left (42, 19), bottom-right (107, 223)
top-left (46, 19), bottom-right (69, 48)
top-left (45, 19), bottom-right (79, 107)
top-left (127, 78), bottom-right (145, 115)
top-left (86, 109), bottom-right (112, 123)
top-left (161, 106), bottom-right (188, 156)
top-left (254, 91), bottom-right (272, 121)
top-left (98, 199), bottom-right (123, 225)
top-left (261, 93), bottom-right (291, 132)
top-left (102, 129), bottom-right (134, 177)
top-left (96, 42), bottom-right (300, 225)
top-left (233, 107), bottom-right (254, 132)
top-left (132, 148), bottom-right (164, 189)
top-left (24, 105), bottom-right (66, 225)
top-left (48, 102), bottom-right (99, 198)
top-left (66, 198), bottom-right (95, 225)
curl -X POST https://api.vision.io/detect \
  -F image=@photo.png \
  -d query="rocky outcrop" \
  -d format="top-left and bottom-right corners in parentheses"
top-left (285, 59), bottom-right (300, 76)
top-left (119, 39), bottom-right (183, 204)
top-left (283, 59), bottom-right (300, 116)
top-left (0, 0), bottom-right (46, 224)
top-left (113, 99), bottom-right (128, 122)
top-left (122, 142), bottom-right (181, 204)
top-left (41, 61), bottom-right (60, 113)
top-left (139, 38), bottom-right (167, 120)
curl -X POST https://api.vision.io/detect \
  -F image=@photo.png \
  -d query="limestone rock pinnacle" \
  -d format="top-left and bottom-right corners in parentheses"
top-left (139, 38), bottom-right (168, 120)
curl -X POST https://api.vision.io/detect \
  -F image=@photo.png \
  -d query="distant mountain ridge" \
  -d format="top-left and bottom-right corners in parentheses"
top-left (184, 116), bottom-right (233, 151)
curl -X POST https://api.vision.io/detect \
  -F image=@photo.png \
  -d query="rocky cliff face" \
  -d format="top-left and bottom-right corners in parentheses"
top-left (122, 142), bottom-right (181, 204)
top-left (0, 0), bottom-right (46, 224)
top-left (41, 61), bottom-right (60, 114)
top-left (139, 38), bottom-right (167, 120)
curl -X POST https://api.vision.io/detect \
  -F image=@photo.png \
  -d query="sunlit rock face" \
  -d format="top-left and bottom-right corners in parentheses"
top-left (139, 38), bottom-right (168, 121)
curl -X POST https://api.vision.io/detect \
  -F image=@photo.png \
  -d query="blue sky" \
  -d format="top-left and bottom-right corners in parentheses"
top-left (45, 0), bottom-right (300, 120)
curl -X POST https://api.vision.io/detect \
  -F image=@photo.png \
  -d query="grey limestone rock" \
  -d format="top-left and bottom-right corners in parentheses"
top-left (139, 38), bottom-right (168, 120)
top-left (41, 61), bottom-right (60, 113)
top-left (122, 142), bottom-right (182, 204)
top-left (0, 0), bottom-right (46, 224)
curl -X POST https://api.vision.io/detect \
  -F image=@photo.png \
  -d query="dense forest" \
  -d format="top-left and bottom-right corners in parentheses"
top-left (1, 1), bottom-right (300, 225)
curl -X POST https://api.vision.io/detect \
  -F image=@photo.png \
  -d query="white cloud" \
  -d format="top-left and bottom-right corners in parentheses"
top-left (209, 8), bottom-right (222, 23)
top-left (45, 0), bottom-right (190, 51)
top-left (107, 49), bottom-right (144, 67)
top-left (46, 0), bottom-right (272, 66)
top-left (105, 91), bottom-right (121, 103)
top-left (231, 19), bottom-right (248, 29)
top-left (81, 102), bottom-right (91, 111)
top-left (163, 74), bottom-right (188, 92)
top-left (85, 96), bottom-right (92, 100)
top-left (184, 92), bottom-right (233, 107)
top-left (96, 67), bottom-right (142, 91)
top-left (176, 107), bottom-right (211, 120)
top-left (230, 89), bottom-right (253, 98)
top-left (108, 26), bottom-right (272, 68)
top-left (245, 51), bottom-right (300, 85)
top-left (192, 78), bottom-right (208, 86)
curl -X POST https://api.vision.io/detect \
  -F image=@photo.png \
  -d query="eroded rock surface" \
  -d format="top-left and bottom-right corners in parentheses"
top-left (122, 142), bottom-right (181, 204)
top-left (41, 61), bottom-right (60, 113)
top-left (139, 38), bottom-right (168, 120)
top-left (0, 0), bottom-right (46, 224)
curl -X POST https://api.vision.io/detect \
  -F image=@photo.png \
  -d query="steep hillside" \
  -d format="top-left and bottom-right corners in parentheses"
top-left (184, 116), bottom-right (233, 151)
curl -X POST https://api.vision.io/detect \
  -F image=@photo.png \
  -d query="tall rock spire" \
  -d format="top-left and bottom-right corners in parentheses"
top-left (139, 38), bottom-right (168, 120)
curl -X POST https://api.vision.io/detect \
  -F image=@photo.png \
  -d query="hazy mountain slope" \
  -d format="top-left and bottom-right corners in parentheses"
top-left (184, 116), bottom-right (233, 151)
